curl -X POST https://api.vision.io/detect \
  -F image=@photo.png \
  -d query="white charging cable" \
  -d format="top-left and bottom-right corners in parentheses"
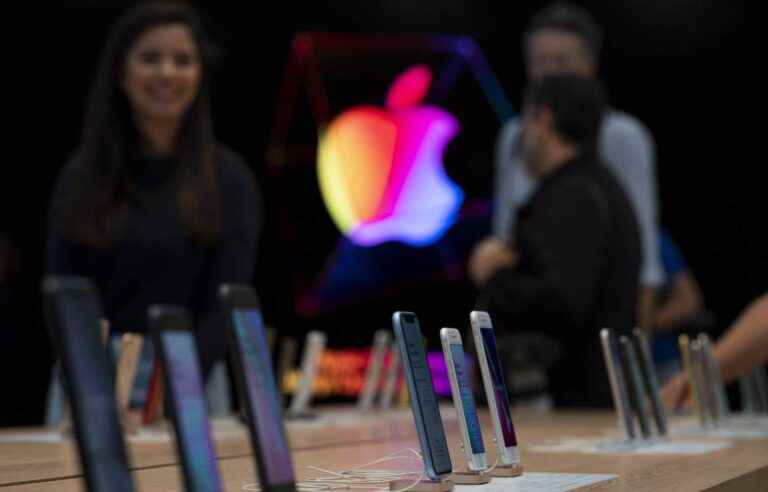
top-left (301, 448), bottom-right (426, 491)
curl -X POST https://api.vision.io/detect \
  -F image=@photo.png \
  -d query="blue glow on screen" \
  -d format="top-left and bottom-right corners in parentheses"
top-left (450, 343), bottom-right (484, 454)
top-left (163, 331), bottom-right (221, 491)
top-left (234, 309), bottom-right (295, 484)
top-left (480, 328), bottom-right (517, 447)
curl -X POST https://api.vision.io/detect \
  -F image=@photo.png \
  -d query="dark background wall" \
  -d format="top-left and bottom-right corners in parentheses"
top-left (1, 1), bottom-right (758, 425)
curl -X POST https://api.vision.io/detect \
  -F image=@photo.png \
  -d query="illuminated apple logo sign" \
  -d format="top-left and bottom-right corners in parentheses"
top-left (317, 65), bottom-right (463, 247)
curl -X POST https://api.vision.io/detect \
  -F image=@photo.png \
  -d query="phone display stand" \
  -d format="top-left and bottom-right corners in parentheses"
top-left (450, 468), bottom-right (491, 484)
top-left (389, 478), bottom-right (454, 491)
top-left (491, 462), bottom-right (524, 477)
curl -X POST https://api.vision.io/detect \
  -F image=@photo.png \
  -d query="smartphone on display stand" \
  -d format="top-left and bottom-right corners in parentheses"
top-left (149, 305), bottom-right (223, 492)
top-left (288, 331), bottom-right (326, 418)
top-left (690, 339), bottom-right (715, 426)
top-left (42, 276), bottom-right (135, 492)
top-left (378, 341), bottom-right (401, 410)
top-left (441, 328), bottom-right (488, 471)
top-left (632, 328), bottom-right (668, 437)
top-left (358, 330), bottom-right (391, 411)
top-left (619, 335), bottom-right (652, 439)
top-left (393, 311), bottom-right (453, 480)
top-left (698, 334), bottom-right (730, 423)
top-left (678, 334), bottom-right (705, 424)
top-left (470, 311), bottom-right (521, 466)
top-left (220, 285), bottom-right (297, 492)
top-left (600, 328), bottom-right (636, 441)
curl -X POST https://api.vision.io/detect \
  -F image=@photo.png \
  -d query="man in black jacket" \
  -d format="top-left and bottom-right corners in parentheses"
top-left (469, 75), bottom-right (641, 407)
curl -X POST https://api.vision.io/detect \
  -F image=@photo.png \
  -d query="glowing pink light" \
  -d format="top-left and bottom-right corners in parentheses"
top-left (317, 65), bottom-right (463, 247)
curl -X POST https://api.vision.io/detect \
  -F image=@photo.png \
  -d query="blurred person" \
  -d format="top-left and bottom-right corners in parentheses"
top-left (650, 229), bottom-right (706, 381)
top-left (654, 230), bottom-right (704, 331)
top-left (475, 2), bottom-right (662, 330)
top-left (662, 294), bottom-right (768, 410)
top-left (47, 2), bottom-right (262, 377)
top-left (469, 75), bottom-right (641, 407)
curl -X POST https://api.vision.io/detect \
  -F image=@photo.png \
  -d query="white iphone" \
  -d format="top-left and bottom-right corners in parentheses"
top-left (441, 327), bottom-right (488, 471)
top-left (288, 331), bottom-right (326, 417)
top-left (470, 311), bottom-right (521, 465)
top-left (358, 330), bottom-right (390, 411)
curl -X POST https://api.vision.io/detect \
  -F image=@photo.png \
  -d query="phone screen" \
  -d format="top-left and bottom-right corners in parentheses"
top-left (56, 290), bottom-right (134, 491)
top-left (398, 315), bottom-right (452, 476)
top-left (480, 327), bottom-right (518, 447)
top-left (233, 309), bottom-right (295, 486)
top-left (160, 330), bottom-right (221, 491)
top-left (449, 343), bottom-right (485, 454)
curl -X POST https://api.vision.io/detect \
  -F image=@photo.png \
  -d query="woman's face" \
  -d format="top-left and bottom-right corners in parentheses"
top-left (122, 23), bottom-right (201, 124)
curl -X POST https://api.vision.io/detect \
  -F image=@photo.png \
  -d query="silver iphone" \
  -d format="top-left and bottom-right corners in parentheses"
top-left (600, 328), bottom-right (636, 440)
top-left (470, 311), bottom-right (521, 465)
top-left (441, 328), bottom-right (488, 471)
top-left (632, 328), bottom-right (668, 437)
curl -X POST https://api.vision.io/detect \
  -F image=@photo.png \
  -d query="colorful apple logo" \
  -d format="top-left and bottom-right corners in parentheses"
top-left (317, 65), bottom-right (463, 247)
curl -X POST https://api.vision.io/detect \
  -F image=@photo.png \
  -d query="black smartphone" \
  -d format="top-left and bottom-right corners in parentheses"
top-left (220, 285), bottom-right (297, 492)
top-left (149, 305), bottom-right (223, 492)
top-left (42, 276), bottom-right (135, 492)
top-left (392, 311), bottom-right (452, 480)
top-left (619, 335), bottom-right (652, 439)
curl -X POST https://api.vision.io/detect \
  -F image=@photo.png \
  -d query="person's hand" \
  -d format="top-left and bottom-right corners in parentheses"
top-left (468, 238), bottom-right (517, 287)
top-left (660, 372), bottom-right (692, 412)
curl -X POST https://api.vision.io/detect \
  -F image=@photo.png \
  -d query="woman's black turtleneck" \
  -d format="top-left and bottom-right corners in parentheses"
top-left (47, 145), bottom-right (262, 377)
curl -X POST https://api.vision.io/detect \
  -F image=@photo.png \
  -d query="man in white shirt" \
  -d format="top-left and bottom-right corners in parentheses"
top-left (470, 3), bottom-right (663, 328)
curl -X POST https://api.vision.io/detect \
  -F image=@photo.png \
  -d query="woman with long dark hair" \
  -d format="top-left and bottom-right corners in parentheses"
top-left (47, 2), bottom-right (261, 377)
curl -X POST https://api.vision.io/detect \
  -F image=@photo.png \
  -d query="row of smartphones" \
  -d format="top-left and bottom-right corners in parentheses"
top-left (44, 273), bottom-right (520, 489)
top-left (392, 310), bottom-right (520, 480)
top-left (43, 277), bottom-right (296, 492)
top-left (678, 333), bottom-right (730, 426)
top-left (600, 328), bottom-right (668, 441)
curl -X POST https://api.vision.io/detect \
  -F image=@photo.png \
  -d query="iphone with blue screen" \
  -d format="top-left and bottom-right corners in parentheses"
top-left (220, 285), bottom-right (297, 492)
top-left (470, 311), bottom-right (521, 465)
top-left (441, 327), bottom-right (487, 471)
top-left (149, 305), bottom-right (223, 492)
top-left (43, 276), bottom-right (135, 492)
